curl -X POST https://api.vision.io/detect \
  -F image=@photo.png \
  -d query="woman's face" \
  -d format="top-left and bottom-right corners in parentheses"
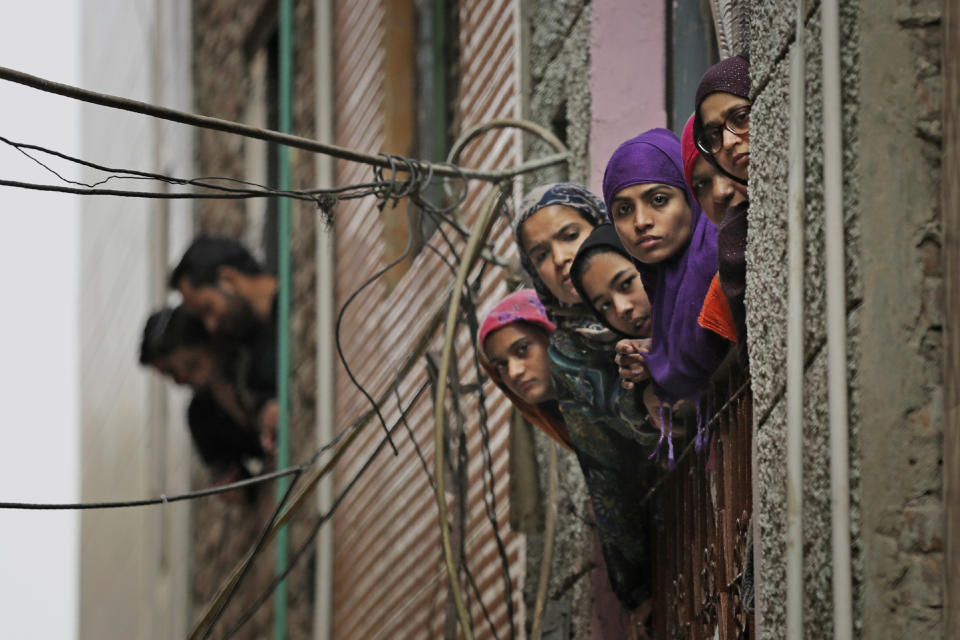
top-left (580, 251), bottom-right (652, 337)
top-left (165, 345), bottom-right (217, 390)
top-left (690, 155), bottom-right (748, 226)
top-left (520, 205), bottom-right (594, 304)
top-left (484, 323), bottom-right (555, 404)
top-left (699, 91), bottom-right (751, 182)
top-left (609, 183), bottom-right (692, 264)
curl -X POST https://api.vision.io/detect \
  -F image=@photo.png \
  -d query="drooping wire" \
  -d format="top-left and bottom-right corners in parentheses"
top-left (0, 464), bottom-right (305, 510)
top-left (198, 466), bottom-right (305, 640)
top-left (220, 381), bottom-right (430, 639)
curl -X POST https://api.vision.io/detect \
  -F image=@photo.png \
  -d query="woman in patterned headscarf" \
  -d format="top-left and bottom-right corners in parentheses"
top-left (513, 183), bottom-right (659, 613)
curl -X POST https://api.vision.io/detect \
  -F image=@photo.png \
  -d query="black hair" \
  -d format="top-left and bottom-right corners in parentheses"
top-left (138, 305), bottom-right (211, 365)
top-left (168, 235), bottom-right (263, 290)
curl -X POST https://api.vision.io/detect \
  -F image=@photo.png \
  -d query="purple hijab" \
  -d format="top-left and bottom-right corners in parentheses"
top-left (602, 128), bottom-right (729, 406)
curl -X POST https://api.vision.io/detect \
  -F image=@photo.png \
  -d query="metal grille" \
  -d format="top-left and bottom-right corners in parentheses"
top-left (651, 371), bottom-right (755, 640)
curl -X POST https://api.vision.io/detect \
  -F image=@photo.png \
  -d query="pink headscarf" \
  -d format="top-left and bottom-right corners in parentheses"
top-left (479, 289), bottom-right (555, 348)
top-left (681, 114), bottom-right (700, 199)
top-left (478, 289), bottom-right (571, 450)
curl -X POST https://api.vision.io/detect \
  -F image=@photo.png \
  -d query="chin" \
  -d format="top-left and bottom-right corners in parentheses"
top-left (524, 387), bottom-right (550, 404)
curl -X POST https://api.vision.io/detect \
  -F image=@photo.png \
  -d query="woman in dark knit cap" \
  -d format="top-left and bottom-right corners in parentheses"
top-left (694, 54), bottom-right (752, 353)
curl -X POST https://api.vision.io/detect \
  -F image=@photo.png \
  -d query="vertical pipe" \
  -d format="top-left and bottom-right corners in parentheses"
top-left (312, 1), bottom-right (336, 638)
top-left (821, 0), bottom-right (853, 637)
top-left (785, 1), bottom-right (806, 636)
top-left (275, 0), bottom-right (294, 638)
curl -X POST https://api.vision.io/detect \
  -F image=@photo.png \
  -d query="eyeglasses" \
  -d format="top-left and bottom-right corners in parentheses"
top-left (696, 104), bottom-right (751, 155)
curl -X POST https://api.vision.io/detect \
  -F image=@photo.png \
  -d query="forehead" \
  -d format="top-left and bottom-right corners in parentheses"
top-left (521, 205), bottom-right (589, 244)
top-left (699, 92), bottom-right (750, 123)
top-left (581, 251), bottom-right (634, 290)
top-left (691, 155), bottom-right (715, 180)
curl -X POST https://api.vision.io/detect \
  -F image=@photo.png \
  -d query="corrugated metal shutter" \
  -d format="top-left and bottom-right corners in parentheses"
top-left (331, 0), bottom-right (526, 637)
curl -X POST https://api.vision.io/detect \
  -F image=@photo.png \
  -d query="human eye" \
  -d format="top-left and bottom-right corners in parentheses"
top-left (651, 192), bottom-right (669, 207)
top-left (614, 201), bottom-right (633, 218)
top-left (598, 300), bottom-right (611, 313)
top-left (493, 359), bottom-right (507, 373)
top-left (531, 249), bottom-right (548, 265)
top-left (515, 340), bottom-right (530, 357)
top-left (620, 275), bottom-right (635, 291)
top-left (692, 176), bottom-right (709, 195)
top-left (703, 126), bottom-right (721, 148)
top-left (730, 106), bottom-right (751, 129)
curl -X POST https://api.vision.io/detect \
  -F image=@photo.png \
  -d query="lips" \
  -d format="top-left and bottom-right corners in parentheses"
top-left (518, 379), bottom-right (537, 394)
top-left (636, 235), bottom-right (661, 250)
top-left (734, 152), bottom-right (749, 167)
top-left (634, 315), bottom-right (652, 336)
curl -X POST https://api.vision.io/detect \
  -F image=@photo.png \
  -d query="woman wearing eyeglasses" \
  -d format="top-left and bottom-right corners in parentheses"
top-left (694, 54), bottom-right (751, 353)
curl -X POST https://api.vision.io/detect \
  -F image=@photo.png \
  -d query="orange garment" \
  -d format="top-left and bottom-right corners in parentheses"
top-left (698, 274), bottom-right (738, 343)
top-left (479, 357), bottom-right (573, 451)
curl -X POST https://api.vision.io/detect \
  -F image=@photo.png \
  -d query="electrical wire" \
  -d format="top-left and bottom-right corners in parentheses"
top-left (219, 380), bottom-right (430, 639)
top-left (0, 464), bottom-right (305, 510)
top-left (0, 64), bottom-right (569, 182)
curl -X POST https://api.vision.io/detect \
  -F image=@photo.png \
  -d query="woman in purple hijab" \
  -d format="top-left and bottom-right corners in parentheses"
top-left (602, 128), bottom-right (730, 455)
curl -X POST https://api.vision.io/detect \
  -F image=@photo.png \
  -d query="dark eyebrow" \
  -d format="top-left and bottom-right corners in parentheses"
top-left (720, 101), bottom-right (751, 120)
top-left (691, 170), bottom-right (713, 185)
top-left (607, 267), bottom-right (632, 291)
top-left (508, 335), bottom-right (529, 353)
top-left (588, 267), bottom-right (630, 307)
top-left (552, 221), bottom-right (581, 239)
top-left (525, 239), bottom-right (548, 257)
top-left (612, 184), bottom-right (665, 205)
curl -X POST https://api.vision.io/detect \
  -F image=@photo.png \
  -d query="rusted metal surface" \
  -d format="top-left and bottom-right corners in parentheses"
top-left (650, 371), bottom-right (755, 640)
top-left (331, 0), bottom-right (525, 638)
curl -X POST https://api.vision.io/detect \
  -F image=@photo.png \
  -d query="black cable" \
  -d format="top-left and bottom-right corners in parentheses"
top-left (332, 200), bottom-right (428, 457)
top-left (221, 381), bottom-right (430, 639)
top-left (0, 465), bottom-right (305, 510)
top-left (198, 466), bottom-right (305, 640)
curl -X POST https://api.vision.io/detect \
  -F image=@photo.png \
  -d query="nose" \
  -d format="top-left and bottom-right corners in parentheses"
top-left (507, 357), bottom-right (525, 383)
top-left (632, 203), bottom-right (653, 233)
top-left (551, 242), bottom-right (571, 270)
top-left (722, 126), bottom-right (742, 152)
top-left (713, 175), bottom-right (734, 205)
top-left (613, 293), bottom-right (633, 319)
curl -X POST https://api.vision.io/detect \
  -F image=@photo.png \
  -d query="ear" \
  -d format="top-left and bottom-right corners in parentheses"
top-left (216, 265), bottom-right (241, 293)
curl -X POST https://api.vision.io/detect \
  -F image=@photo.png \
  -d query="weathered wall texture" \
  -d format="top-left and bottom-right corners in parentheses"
top-left (329, 1), bottom-right (529, 637)
top-left (191, 1), bottom-right (318, 637)
top-left (856, 1), bottom-right (943, 636)
top-left (749, 0), bottom-right (943, 638)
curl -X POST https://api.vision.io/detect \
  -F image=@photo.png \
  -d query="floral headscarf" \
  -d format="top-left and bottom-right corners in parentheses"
top-left (514, 183), bottom-right (608, 313)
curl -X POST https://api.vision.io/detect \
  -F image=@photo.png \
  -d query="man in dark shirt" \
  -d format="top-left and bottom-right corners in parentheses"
top-left (169, 236), bottom-right (279, 450)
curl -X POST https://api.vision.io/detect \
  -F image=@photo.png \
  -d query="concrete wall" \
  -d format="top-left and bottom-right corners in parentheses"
top-left (748, 0), bottom-right (944, 637)
top-left (78, 1), bottom-right (193, 639)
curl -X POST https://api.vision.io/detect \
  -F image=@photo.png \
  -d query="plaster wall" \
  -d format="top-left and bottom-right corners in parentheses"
top-left (748, 0), bottom-right (943, 637)
top-left (589, 0), bottom-right (667, 194)
top-left (78, 1), bottom-right (194, 639)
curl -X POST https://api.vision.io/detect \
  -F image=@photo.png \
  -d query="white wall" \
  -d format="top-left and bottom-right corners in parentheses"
top-left (77, 2), bottom-right (194, 639)
top-left (0, 3), bottom-right (81, 639)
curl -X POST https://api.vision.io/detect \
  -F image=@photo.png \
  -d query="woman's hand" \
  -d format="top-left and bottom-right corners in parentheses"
top-left (615, 338), bottom-right (651, 389)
